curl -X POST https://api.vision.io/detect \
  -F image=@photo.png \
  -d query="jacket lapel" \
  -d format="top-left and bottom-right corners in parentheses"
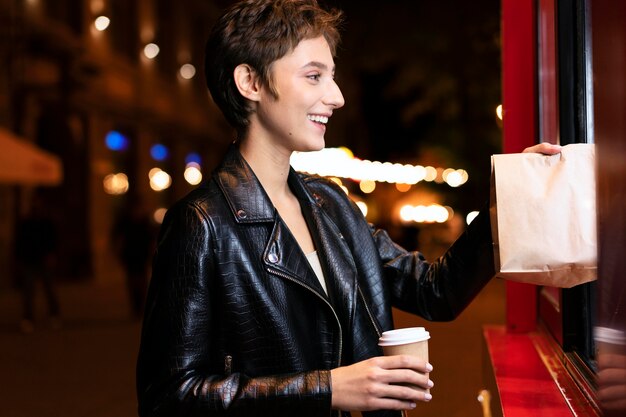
top-left (263, 217), bottom-right (330, 298)
top-left (214, 145), bottom-right (328, 297)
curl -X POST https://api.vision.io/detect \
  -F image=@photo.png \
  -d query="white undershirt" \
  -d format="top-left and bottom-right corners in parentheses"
top-left (305, 251), bottom-right (327, 294)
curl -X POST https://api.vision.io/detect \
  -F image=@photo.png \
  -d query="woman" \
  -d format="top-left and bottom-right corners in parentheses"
top-left (136, 1), bottom-right (560, 416)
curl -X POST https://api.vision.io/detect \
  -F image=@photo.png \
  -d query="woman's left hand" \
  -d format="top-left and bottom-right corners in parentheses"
top-left (522, 142), bottom-right (562, 155)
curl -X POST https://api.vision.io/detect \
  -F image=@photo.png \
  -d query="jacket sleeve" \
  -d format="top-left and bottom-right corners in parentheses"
top-left (372, 207), bottom-right (496, 321)
top-left (136, 200), bottom-right (332, 417)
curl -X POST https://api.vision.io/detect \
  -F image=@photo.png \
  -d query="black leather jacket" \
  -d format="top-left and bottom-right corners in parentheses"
top-left (137, 145), bottom-right (495, 417)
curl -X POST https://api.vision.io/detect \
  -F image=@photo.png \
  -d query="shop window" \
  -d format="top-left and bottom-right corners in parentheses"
top-left (110, 0), bottom-right (138, 63)
top-left (155, 0), bottom-right (178, 77)
top-left (44, 0), bottom-right (83, 34)
top-left (536, 0), bottom-right (596, 389)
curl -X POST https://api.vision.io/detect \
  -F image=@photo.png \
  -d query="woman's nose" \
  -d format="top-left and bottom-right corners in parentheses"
top-left (324, 80), bottom-right (345, 109)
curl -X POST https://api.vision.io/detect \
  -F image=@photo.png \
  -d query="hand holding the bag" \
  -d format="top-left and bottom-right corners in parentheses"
top-left (522, 142), bottom-right (562, 155)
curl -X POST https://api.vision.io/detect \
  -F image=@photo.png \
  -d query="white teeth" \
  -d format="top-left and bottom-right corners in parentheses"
top-left (308, 115), bottom-right (328, 124)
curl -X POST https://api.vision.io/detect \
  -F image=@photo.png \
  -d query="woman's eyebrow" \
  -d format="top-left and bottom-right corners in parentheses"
top-left (301, 61), bottom-right (335, 73)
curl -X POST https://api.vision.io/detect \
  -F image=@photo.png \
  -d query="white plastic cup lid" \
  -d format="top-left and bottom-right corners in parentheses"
top-left (595, 326), bottom-right (626, 345)
top-left (378, 327), bottom-right (430, 346)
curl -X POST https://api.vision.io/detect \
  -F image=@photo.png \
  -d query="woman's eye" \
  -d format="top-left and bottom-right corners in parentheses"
top-left (307, 74), bottom-right (321, 81)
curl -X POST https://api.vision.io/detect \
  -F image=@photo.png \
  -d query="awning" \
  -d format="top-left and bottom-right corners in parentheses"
top-left (0, 127), bottom-right (63, 186)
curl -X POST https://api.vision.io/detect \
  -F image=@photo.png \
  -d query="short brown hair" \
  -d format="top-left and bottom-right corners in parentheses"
top-left (204, 0), bottom-right (343, 135)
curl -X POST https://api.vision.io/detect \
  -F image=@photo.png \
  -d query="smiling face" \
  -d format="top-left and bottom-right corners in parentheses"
top-left (246, 36), bottom-right (345, 154)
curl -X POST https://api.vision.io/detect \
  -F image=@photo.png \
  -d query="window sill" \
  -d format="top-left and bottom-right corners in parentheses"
top-left (482, 325), bottom-right (600, 417)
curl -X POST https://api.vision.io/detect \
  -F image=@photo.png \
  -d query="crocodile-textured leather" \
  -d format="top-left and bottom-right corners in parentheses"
top-left (136, 145), bottom-right (495, 417)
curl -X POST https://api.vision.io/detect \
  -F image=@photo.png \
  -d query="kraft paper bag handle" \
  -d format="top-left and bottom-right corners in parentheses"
top-left (489, 143), bottom-right (597, 288)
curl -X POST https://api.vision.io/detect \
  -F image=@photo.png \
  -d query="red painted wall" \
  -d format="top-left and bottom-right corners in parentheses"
top-left (500, 0), bottom-right (537, 333)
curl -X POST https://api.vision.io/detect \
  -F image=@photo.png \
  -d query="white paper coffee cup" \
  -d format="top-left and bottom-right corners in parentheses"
top-left (378, 327), bottom-right (430, 393)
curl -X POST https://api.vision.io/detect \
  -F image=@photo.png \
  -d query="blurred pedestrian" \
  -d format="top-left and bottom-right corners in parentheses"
top-left (112, 197), bottom-right (156, 319)
top-left (15, 191), bottom-right (61, 333)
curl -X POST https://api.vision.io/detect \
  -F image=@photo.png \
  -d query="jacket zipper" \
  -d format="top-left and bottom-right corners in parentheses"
top-left (357, 285), bottom-right (382, 337)
top-left (267, 267), bottom-right (343, 367)
top-left (313, 207), bottom-right (379, 339)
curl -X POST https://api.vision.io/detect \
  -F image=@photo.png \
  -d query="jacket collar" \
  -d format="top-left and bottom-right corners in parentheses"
top-left (213, 145), bottom-right (332, 296)
top-left (214, 144), bottom-right (318, 223)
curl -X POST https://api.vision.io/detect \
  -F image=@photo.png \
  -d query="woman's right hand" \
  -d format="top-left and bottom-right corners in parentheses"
top-left (330, 355), bottom-right (434, 411)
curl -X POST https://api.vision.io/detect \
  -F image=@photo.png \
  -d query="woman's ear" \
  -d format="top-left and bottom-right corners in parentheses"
top-left (233, 64), bottom-right (261, 102)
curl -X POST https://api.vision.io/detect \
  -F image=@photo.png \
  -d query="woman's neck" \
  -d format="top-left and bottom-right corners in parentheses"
top-left (238, 137), bottom-right (293, 203)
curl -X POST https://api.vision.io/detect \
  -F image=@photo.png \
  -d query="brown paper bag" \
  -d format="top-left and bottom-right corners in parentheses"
top-left (489, 143), bottom-right (597, 287)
